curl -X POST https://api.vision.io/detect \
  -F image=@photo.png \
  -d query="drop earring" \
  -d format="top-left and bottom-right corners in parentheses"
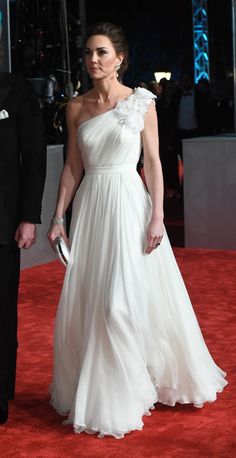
top-left (115, 63), bottom-right (121, 77)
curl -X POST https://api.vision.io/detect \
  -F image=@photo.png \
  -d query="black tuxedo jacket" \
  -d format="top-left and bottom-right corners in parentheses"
top-left (0, 72), bottom-right (46, 244)
top-left (168, 88), bottom-right (214, 135)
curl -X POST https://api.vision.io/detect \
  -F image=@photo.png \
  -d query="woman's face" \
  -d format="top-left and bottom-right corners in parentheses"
top-left (85, 34), bottom-right (122, 80)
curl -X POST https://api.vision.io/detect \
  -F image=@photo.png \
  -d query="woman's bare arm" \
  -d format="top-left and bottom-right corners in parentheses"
top-left (48, 99), bottom-right (84, 244)
top-left (142, 102), bottom-right (164, 253)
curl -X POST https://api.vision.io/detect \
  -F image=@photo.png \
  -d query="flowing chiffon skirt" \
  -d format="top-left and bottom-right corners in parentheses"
top-left (50, 88), bottom-right (227, 438)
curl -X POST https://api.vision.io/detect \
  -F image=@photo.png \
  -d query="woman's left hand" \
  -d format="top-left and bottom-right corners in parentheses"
top-left (145, 216), bottom-right (164, 254)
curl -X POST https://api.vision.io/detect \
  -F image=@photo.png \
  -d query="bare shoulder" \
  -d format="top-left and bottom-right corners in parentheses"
top-left (66, 95), bottom-right (88, 128)
top-left (66, 90), bottom-right (95, 125)
top-left (66, 95), bottom-right (83, 116)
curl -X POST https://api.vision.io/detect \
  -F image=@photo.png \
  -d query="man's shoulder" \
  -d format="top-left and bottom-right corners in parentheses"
top-left (168, 88), bottom-right (181, 107)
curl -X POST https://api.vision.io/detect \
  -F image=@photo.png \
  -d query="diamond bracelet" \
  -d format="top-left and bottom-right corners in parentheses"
top-left (51, 217), bottom-right (64, 225)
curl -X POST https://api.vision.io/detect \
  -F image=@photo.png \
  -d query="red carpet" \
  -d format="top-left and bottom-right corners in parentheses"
top-left (0, 248), bottom-right (236, 457)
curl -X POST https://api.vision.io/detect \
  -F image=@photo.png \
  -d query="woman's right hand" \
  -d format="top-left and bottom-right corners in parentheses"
top-left (47, 223), bottom-right (69, 251)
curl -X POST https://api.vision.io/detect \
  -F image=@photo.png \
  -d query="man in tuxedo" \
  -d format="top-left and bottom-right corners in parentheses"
top-left (167, 71), bottom-right (214, 194)
top-left (0, 70), bottom-right (46, 424)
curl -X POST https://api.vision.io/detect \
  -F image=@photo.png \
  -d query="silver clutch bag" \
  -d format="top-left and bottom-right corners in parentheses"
top-left (53, 236), bottom-right (70, 267)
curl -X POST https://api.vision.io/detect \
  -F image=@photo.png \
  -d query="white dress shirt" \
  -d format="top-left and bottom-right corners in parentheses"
top-left (177, 90), bottom-right (198, 130)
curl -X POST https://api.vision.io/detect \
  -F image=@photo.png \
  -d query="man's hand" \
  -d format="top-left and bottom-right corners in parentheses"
top-left (15, 222), bottom-right (37, 249)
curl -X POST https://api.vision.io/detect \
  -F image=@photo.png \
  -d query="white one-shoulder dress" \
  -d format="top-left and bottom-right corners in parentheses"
top-left (50, 87), bottom-right (227, 438)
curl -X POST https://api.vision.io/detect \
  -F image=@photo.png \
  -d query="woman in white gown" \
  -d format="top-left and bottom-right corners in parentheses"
top-left (48, 22), bottom-right (227, 439)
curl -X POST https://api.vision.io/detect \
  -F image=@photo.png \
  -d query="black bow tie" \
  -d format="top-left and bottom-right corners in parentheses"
top-left (182, 92), bottom-right (192, 96)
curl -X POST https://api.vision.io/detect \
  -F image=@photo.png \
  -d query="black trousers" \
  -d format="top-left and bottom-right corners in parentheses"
top-left (0, 242), bottom-right (20, 402)
top-left (167, 128), bottom-right (200, 191)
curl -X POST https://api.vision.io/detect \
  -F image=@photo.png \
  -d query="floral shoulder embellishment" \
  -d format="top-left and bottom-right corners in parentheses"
top-left (113, 87), bottom-right (156, 134)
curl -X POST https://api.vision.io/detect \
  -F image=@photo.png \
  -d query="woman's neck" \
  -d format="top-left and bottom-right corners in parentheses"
top-left (92, 79), bottom-right (123, 104)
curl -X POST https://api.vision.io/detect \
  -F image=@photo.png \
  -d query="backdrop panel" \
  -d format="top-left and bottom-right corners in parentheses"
top-left (183, 135), bottom-right (236, 250)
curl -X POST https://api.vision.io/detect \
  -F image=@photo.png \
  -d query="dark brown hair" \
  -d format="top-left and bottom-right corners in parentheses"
top-left (86, 22), bottom-right (129, 79)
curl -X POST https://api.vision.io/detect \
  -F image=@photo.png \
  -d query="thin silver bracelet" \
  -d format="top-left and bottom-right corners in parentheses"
top-left (51, 217), bottom-right (64, 225)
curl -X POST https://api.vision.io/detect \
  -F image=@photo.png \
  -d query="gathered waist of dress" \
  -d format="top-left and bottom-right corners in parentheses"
top-left (85, 164), bottom-right (137, 175)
